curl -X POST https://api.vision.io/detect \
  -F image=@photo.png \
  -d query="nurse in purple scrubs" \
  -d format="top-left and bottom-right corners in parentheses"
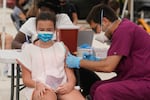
top-left (65, 4), bottom-right (150, 100)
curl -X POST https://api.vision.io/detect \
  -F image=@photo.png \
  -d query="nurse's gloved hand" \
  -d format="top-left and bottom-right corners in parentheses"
top-left (79, 43), bottom-right (91, 49)
top-left (66, 53), bottom-right (81, 69)
top-left (83, 52), bottom-right (100, 61)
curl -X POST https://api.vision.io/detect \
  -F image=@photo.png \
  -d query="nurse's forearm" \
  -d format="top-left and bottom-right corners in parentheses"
top-left (80, 59), bottom-right (112, 72)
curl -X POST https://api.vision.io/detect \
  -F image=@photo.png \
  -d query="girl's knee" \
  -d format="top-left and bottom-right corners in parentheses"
top-left (42, 90), bottom-right (57, 100)
top-left (32, 90), bottom-right (57, 100)
top-left (58, 89), bottom-right (85, 100)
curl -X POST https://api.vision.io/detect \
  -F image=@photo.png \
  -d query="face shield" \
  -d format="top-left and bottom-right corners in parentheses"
top-left (94, 9), bottom-right (110, 43)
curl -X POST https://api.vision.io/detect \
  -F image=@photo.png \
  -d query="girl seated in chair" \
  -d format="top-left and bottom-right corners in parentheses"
top-left (17, 11), bottom-right (84, 100)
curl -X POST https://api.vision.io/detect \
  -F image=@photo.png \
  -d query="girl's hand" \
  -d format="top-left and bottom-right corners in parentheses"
top-left (55, 83), bottom-right (74, 95)
top-left (35, 81), bottom-right (52, 97)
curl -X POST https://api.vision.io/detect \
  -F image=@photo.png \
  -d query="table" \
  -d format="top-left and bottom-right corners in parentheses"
top-left (0, 49), bottom-right (22, 100)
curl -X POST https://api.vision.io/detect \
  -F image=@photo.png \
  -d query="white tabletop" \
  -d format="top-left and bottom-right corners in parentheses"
top-left (0, 49), bottom-right (21, 64)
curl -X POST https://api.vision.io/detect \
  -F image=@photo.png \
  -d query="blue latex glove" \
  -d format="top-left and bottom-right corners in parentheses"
top-left (79, 43), bottom-right (91, 49)
top-left (83, 52), bottom-right (100, 61)
top-left (66, 53), bottom-right (81, 69)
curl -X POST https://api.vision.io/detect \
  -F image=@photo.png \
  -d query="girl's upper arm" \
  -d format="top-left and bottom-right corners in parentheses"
top-left (64, 45), bottom-right (69, 58)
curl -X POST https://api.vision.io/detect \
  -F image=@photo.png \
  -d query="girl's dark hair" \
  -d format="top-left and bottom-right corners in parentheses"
top-left (36, 11), bottom-right (56, 28)
top-left (86, 4), bottom-right (118, 24)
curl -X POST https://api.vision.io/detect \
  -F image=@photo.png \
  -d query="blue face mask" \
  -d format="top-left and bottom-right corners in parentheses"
top-left (37, 31), bottom-right (55, 42)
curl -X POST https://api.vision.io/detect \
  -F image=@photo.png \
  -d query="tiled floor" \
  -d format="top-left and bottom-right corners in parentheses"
top-left (0, 78), bottom-right (11, 100)
top-left (0, 63), bottom-right (27, 100)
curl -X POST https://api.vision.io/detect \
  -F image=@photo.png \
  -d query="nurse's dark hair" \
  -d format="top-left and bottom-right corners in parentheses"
top-left (36, 11), bottom-right (56, 29)
top-left (86, 4), bottom-right (118, 24)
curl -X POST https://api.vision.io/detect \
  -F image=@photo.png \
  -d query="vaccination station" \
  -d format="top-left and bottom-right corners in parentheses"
top-left (0, 0), bottom-right (150, 100)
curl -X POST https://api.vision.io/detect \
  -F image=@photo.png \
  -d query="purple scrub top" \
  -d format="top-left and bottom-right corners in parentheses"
top-left (90, 19), bottom-right (150, 100)
top-left (108, 18), bottom-right (150, 80)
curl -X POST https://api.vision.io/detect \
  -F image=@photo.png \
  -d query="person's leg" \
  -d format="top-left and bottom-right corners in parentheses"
top-left (93, 80), bottom-right (150, 100)
top-left (57, 89), bottom-right (85, 100)
top-left (32, 89), bottom-right (57, 100)
top-left (90, 77), bottom-right (118, 99)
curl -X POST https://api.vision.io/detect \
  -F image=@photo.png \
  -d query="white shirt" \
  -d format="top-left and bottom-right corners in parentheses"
top-left (17, 42), bottom-right (67, 99)
top-left (19, 13), bottom-right (73, 40)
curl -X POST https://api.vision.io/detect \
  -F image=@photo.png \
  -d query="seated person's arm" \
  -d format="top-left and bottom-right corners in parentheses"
top-left (72, 12), bottom-right (78, 25)
top-left (19, 12), bottom-right (26, 21)
top-left (17, 59), bottom-right (35, 88)
top-left (0, 33), bottom-right (13, 49)
top-left (65, 47), bottom-right (76, 88)
top-left (56, 45), bottom-right (76, 94)
top-left (11, 31), bottom-right (26, 49)
top-left (21, 66), bottom-right (35, 88)
top-left (70, 4), bottom-right (78, 25)
top-left (5, 34), bottom-right (13, 49)
top-left (64, 65), bottom-right (76, 89)
top-left (19, 13), bottom-right (26, 26)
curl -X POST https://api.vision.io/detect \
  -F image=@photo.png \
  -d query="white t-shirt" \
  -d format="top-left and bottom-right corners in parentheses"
top-left (19, 13), bottom-right (73, 41)
top-left (17, 42), bottom-right (67, 100)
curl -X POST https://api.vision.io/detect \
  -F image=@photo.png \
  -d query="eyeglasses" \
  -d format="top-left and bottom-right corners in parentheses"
top-left (92, 24), bottom-right (98, 33)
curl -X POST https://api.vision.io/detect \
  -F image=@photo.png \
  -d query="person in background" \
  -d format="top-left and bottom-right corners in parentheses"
top-left (11, 0), bottom-right (73, 49)
top-left (65, 4), bottom-right (150, 100)
top-left (26, 0), bottom-right (41, 19)
top-left (0, 0), bottom-right (2, 7)
top-left (108, 0), bottom-right (120, 16)
top-left (17, 11), bottom-right (84, 100)
top-left (59, 0), bottom-right (78, 25)
top-left (0, 33), bottom-right (13, 49)
top-left (12, 0), bottom-right (27, 30)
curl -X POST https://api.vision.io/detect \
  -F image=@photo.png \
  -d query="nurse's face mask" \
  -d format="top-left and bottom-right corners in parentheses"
top-left (94, 9), bottom-right (110, 43)
top-left (37, 31), bottom-right (56, 42)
